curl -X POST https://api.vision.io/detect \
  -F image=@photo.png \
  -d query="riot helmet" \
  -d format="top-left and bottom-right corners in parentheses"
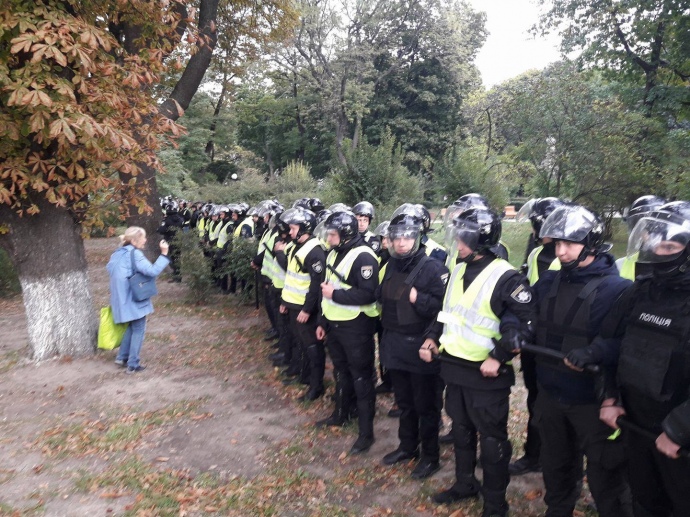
top-left (388, 213), bottom-right (424, 259)
top-left (353, 201), bottom-right (375, 221)
top-left (623, 195), bottom-right (667, 233)
top-left (324, 211), bottom-right (358, 249)
top-left (517, 197), bottom-right (565, 238)
top-left (627, 201), bottom-right (690, 274)
top-left (414, 204), bottom-right (432, 234)
top-left (309, 198), bottom-right (325, 216)
top-left (281, 207), bottom-right (317, 240)
top-left (447, 208), bottom-right (501, 262)
top-left (292, 198), bottom-right (311, 210)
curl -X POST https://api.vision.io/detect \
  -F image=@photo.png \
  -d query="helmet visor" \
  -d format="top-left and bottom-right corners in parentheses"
top-left (314, 221), bottom-right (331, 250)
top-left (516, 199), bottom-right (536, 223)
top-left (388, 224), bottom-right (421, 258)
top-left (539, 206), bottom-right (597, 242)
top-left (627, 217), bottom-right (690, 263)
top-left (447, 220), bottom-right (481, 252)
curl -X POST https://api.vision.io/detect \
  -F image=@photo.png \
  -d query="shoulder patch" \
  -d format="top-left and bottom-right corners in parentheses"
top-left (371, 240), bottom-right (380, 251)
top-left (440, 273), bottom-right (449, 285)
top-left (361, 265), bottom-right (373, 280)
top-left (312, 261), bottom-right (323, 273)
top-left (510, 284), bottom-right (532, 304)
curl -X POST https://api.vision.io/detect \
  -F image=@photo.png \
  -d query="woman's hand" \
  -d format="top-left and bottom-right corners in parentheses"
top-left (160, 240), bottom-right (169, 255)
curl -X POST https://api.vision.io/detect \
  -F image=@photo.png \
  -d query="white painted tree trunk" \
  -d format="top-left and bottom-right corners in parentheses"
top-left (0, 198), bottom-right (98, 360)
top-left (20, 270), bottom-right (97, 360)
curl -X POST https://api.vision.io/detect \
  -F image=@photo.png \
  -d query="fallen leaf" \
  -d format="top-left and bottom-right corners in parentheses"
top-left (338, 451), bottom-right (347, 461)
top-left (525, 489), bottom-right (542, 500)
top-left (155, 457), bottom-right (169, 462)
top-left (449, 510), bottom-right (465, 517)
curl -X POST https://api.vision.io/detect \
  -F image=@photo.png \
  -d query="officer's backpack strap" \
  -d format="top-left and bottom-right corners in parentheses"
top-left (404, 255), bottom-right (430, 286)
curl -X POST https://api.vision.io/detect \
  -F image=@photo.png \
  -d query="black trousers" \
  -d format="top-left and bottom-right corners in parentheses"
top-left (389, 369), bottom-right (442, 461)
top-left (521, 351), bottom-right (541, 461)
top-left (288, 308), bottom-right (324, 390)
top-left (535, 389), bottom-right (633, 517)
top-left (624, 424), bottom-right (690, 517)
top-left (326, 320), bottom-right (376, 438)
top-left (271, 287), bottom-right (293, 360)
top-left (445, 383), bottom-right (512, 515)
top-left (263, 279), bottom-right (278, 331)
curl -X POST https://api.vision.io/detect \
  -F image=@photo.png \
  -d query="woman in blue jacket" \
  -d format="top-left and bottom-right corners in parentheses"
top-left (107, 227), bottom-right (170, 374)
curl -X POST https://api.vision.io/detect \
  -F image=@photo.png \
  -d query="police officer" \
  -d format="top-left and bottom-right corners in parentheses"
top-left (528, 204), bottom-right (633, 517)
top-left (353, 201), bottom-right (381, 253)
top-left (157, 200), bottom-right (185, 282)
top-left (252, 201), bottom-right (282, 340)
top-left (598, 200), bottom-right (690, 517)
top-left (510, 196), bottom-right (564, 476)
top-left (378, 210), bottom-right (449, 479)
top-left (315, 211), bottom-right (380, 454)
top-left (414, 204), bottom-right (448, 263)
top-left (279, 208), bottom-right (327, 401)
top-left (420, 208), bottom-right (535, 517)
top-left (616, 195), bottom-right (667, 280)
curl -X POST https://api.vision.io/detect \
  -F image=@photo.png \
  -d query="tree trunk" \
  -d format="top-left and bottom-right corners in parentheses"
top-left (0, 199), bottom-right (97, 360)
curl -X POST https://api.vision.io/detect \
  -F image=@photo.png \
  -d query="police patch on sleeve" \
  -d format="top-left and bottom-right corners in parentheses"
top-left (440, 273), bottom-right (449, 285)
top-left (361, 265), bottom-right (373, 279)
top-left (510, 284), bottom-right (532, 303)
top-left (312, 261), bottom-right (323, 273)
top-left (371, 240), bottom-right (380, 252)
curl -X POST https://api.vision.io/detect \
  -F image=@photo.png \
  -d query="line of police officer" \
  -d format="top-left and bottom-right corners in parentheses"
top-left (160, 193), bottom-right (690, 517)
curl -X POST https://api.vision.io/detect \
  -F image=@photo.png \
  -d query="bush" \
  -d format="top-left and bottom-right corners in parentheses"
top-left (0, 248), bottom-right (20, 297)
top-left (174, 230), bottom-right (215, 304)
top-left (220, 237), bottom-right (258, 303)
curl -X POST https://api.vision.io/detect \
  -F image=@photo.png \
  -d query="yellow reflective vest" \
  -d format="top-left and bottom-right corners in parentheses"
top-left (526, 245), bottom-right (560, 286)
top-left (233, 217), bottom-right (255, 238)
top-left (259, 230), bottom-right (277, 281)
top-left (322, 246), bottom-right (379, 321)
top-left (216, 220), bottom-right (232, 249)
top-left (207, 219), bottom-right (222, 241)
top-left (423, 236), bottom-right (446, 256)
top-left (437, 258), bottom-right (514, 362)
top-left (197, 217), bottom-right (206, 238)
top-left (617, 254), bottom-right (637, 281)
top-left (272, 242), bottom-right (291, 290)
top-left (282, 238), bottom-right (322, 306)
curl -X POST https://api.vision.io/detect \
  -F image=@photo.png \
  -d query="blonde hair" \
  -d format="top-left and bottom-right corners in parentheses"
top-left (119, 226), bottom-right (146, 246)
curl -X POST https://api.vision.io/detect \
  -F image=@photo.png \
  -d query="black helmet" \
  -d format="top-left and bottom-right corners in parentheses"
top-left (276, 210), bottom-right (292, 235)
top-left (353, 201), bottom-right (375, 221)
top-left (388, 213), bottom-right (424, 259)
top-left (529, 197), bottom-right (565, 237)
top-left (447, 208), bottom-right (501, 262)
top-left (623, 195), bottom-right (667, 232)
top-left (328, 203), bottom-right (352, 213)
top-left (454, 193), bottom-right (489, 210)
top-left (414, 204), bottom-right (432, 234)
top-left (373, 220), bottom-right (391, 239)
top-left (540, 205), bottom-right (609, 269)
top-left (292, 197), bottom-right (311, 210)
top-left (627, 201), bottom-right (690, 272)
top-left (162, 199), bottom-right (179, 214)
top-left (281, 207), bottom-right (317, 238)
top-left (324, 211), bottom-right (358, 248)
top-left (317, 208), bottom-right (333, 225)
top-left (309, 197), bottom-right (325, 215)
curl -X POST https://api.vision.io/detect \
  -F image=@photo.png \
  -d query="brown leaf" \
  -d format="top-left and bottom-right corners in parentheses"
top-left (99, 492), bottom-right (124, 499)
top-left (155, 457), bottom-right (169, 462)
top-left (338, 451), bottom-right (347, 461)
top-left (525, 489), bottom-right (542, 501)
top-left (449, 510), bottom-right (465, 517)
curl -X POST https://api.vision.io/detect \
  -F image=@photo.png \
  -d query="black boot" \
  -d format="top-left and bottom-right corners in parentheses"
top-left (315, 371), bottom-right (349, 427)
top-left (350, 378), bottom-right (375, 454)
top-left (306, 343), bottom-right (325, 395)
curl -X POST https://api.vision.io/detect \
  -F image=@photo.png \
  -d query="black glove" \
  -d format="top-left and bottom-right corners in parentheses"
top-left (565, 347), bottom-right (598, 369)
top-left (498, 327), bottom-right (526, 353)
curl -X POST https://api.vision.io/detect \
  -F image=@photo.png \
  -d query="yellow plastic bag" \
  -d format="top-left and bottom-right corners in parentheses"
top-left (97, 307), bottom-right (128, 350)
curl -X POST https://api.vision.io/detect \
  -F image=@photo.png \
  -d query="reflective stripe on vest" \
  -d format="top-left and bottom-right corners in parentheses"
top-left (437, 258), bottom-right (514, 362)
top-left (216, 220), bottom-right (232, 248)
top-left (234, 217), bottom-right (255, 238)
top-left (259, 231), bottom-right (277, 280)
top-left (282, 238), bottom-right (322, 305)
top-left (322, 246), bottom-right (379, 321)
top-left (272, 242), bottom-right (291, 289)
top-left (526, 245), bottom-right (560, 285)
top-left (618, 254), bottom-right (637, 281)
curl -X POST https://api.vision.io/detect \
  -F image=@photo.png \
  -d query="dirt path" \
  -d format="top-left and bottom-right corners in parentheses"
top-left (0, 238), bottom-right (589, 517)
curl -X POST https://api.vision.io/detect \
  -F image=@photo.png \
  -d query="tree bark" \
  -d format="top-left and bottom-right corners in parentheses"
top-left (0, 198), bottom-right (97, 360)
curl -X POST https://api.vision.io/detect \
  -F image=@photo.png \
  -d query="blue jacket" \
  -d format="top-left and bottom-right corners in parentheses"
top-left (107, 245), bottom-right (170, 324)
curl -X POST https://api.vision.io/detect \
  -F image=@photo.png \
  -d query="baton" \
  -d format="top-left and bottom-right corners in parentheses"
top-left (616, 417), bottom-right (690, 459)
top-left (254, 268), bottom-right (260, 309)
top-left (520, 343), bottom-right (601, 374)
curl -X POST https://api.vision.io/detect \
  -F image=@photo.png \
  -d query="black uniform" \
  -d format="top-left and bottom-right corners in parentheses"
top-left (427, 255), bottom-right (536, 516)
top-left (377, 249), bottom-right (448, 466)
top-left (533, 254), bottom-right (633, 517)
top-left (282, 236), bottom-right (326, 394)
top-left (599, 273), bottom-right (690, 517)
top-left (252, 227), bottom-right (279, 334)
top-left (157, 211), bottom-right (185, 280)
top-left (319, 234), bottom-right (379, 443)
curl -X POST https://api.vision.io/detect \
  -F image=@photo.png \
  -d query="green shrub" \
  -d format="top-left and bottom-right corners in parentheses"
top-left (175, 230), bottom-right (215, 304)
top-left (220, 237), bottom-right (258, 302)
top-left (0, 248), bottom-right (20, 297)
